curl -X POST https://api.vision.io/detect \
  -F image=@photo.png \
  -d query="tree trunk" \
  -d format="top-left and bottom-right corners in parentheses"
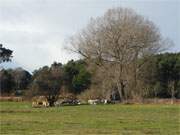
top-left (117, 80), bottom-right (125, 102)
top-left (47, 95), bottom-right (56, 107)
top-left (171, 81), bottom-right (175, 104)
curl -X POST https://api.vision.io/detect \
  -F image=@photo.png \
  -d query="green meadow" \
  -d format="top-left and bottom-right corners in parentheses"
top-left (0, 102), bottom-right (179, 135)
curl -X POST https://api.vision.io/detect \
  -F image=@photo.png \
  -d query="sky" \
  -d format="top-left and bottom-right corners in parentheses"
top-left (0, 0), bottom-right (179, 72)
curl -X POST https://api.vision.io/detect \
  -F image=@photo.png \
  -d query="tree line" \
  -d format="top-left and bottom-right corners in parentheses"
top-left (1, 53), bottom-right (179, 99)
top-left (0, 60), bottom-right (91, 103)
top-left (0, 68), bottom-right (32, 95)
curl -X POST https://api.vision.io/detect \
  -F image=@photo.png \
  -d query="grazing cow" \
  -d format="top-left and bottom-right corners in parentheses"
top-left (100, 99), bottom-right (110, 104)
top-left (88, 99), bottom-right (100, 105)
top-left (32, 96), bottom-right (49, 108)
top-left (103, 99), bottom-right (108, 104)
top-left (55, 99), bottom-right (80, 106)
top-left (32, 100), bottom-right (49, 107)
top-left (61, 99), bottom-right (79, 105)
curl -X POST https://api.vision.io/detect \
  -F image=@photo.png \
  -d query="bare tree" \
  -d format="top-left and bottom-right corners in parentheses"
top-left (69, 7), bottom-right (167, 101)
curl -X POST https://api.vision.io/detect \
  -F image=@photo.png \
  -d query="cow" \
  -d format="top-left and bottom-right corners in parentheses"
top-left (32, 96), bottom-right (49, 108)
top-left (88, 99), bottom-right (101, 105)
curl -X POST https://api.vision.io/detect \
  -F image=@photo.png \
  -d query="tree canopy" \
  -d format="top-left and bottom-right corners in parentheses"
top-left (69, 7), bottom-right (169, 101)
top-left (63, 60), bottom-right (91, 94)
top-left (0, 44), bottom-right (13, 63)
top-left (0, 68), bottom-right (32, 96)
top-left (30, 62), bottom-right (63, 106)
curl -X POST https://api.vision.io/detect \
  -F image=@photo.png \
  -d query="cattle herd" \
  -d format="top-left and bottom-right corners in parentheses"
top-left (32, 97), bottom-right (112, 108)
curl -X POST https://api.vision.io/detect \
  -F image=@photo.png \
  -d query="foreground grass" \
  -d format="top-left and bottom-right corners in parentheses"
top-left (0, 102), bottom-right (179, 135)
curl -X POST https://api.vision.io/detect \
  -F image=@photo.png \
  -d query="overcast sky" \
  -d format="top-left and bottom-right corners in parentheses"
top-left (0, 0), bottom-right (179, 72)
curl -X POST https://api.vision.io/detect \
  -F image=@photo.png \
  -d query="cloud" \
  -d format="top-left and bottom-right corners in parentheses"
top-left (0, 0), bottom-right (80, 71)
top-left (0, 29), bottom-right (76, 71)
top-left (0, 0), bottom-right (179, 72)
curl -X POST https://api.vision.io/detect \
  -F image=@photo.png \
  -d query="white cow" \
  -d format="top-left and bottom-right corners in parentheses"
top-left (88, 99), bottom-right (100, 105)
top-left (103, 99), bottom-right (108, 104)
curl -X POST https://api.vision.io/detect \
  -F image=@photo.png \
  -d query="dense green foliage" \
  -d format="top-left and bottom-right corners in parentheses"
top-left (12, 68), bottom-right (32, 91)
top-left (0, 70), bottom-right (14, 94)
top-left (142, 53), bottom-right (180, 98)
top-left (0, 44), bottom-right (13, 63)
top-left (155, 53), bottom-right (180, 98)
top-left (63, 60), bottom-right (91, 94)
top-left (29, 61), bottom-right (91, 105)
top-left (0, 102), bottom-right (179, 135)
top-left (30, 63), bottom-right (63, 106)
top-left (0, 68), bottom-right (32, 95)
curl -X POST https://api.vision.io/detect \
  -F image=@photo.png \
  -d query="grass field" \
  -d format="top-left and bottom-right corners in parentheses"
top-left (0, 102), bottom-right (179, 135)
